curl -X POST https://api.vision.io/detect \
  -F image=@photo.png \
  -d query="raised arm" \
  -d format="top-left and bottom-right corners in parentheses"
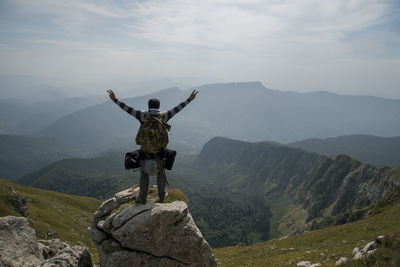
top-left (164, 90), bottom-right (198, 121)
top-left (107, 90), bottom-right (143, 121)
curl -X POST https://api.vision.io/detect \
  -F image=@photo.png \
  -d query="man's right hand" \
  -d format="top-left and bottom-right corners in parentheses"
top-left (188, 90), bottom-right (198, 101)
top-left (107, 90), bottom-right (116, 101)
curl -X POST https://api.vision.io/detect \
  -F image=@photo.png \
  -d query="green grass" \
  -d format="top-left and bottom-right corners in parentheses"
top-left (214, 199), bottom-right (400, 266)
top-left (165, 188), bottom-right (189, 204)
top-left (266, 196), bottom-right (291, 238)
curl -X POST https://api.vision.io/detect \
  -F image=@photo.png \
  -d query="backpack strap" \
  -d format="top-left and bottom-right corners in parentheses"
top-left (158, 112), bottom-right (164, 121)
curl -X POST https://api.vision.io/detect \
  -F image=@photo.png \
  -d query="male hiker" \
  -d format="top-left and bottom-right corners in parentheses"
top-left (107, 89), bottom-right (198, 203)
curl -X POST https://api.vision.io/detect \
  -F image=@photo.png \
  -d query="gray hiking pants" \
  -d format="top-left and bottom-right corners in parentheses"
top-left (138, 159), bottom-right (166, 202)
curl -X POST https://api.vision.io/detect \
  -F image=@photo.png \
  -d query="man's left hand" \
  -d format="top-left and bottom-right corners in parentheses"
top-left (107, 90), bottom-right (116, 101)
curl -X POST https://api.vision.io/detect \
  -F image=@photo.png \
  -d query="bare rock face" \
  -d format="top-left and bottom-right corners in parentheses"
top-left (88, 188), bottom-right (217, 267)
top-left (0, 216), bottom-right (92, 267)
top-left (0, 216), bottom-right (43, 267)
top-left (38, 239), bottom-right (69, 260)
top-left (39, 246), bottom-right (92, 267)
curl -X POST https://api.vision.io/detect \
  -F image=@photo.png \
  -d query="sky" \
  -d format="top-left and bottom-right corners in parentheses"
top-left (0, 0), bottom-right (400, 98)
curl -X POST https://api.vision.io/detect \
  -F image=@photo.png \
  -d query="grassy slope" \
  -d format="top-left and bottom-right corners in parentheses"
top-left (214, 198), bottom-right (400, 266)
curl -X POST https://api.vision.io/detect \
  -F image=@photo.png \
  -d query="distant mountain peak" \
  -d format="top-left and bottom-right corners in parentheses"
top-left (191, 81), bottom-right (270, 91)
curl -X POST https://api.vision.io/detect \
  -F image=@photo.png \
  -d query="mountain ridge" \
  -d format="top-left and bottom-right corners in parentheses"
top-left (189, 137), bottom-right (400, 241)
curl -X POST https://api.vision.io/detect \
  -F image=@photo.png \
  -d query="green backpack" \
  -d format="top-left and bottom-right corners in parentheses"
top-left (135, 112), bottom-right (171, 153)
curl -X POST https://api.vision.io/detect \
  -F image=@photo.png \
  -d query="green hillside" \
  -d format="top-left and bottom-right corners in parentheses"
top-left (214, 194), bottom-right (400, 266)
top-left (289, 135), bottom-right (400, 168)
top-left (17, 150), bottom-right (195, 200)
top-left (0, 178), bottom-right (101, 262)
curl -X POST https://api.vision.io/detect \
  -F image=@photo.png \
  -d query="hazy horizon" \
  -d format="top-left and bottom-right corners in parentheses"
top-left (1, 76), bottom-right (400, 101)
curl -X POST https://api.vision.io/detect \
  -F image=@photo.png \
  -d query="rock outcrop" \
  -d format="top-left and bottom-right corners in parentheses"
top-left (88, 188), bottom-right (217, 266)
top-left (334, 235), bottom-right (386, 266)
top-left (296, 261), bottom-right (321, 267)
top-left (335, 257), bottom-right (349, 265)
top-left (3, 184), bottom-right (29, 217)
top-left (352, 235), bottom-right (384, 261)
top-left (0, 216), bottom-right (92, 267)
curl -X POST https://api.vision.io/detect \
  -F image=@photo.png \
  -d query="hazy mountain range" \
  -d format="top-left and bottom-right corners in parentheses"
top-left (34, 82), bottom-right (400, 154)
top-left (0, 75), bottom-right (78, 102)
top-left (0, 134), bottom-right (77, 181)
top-left (0, 95), bottom-right (104, 135)
top-left (2, 80), bottom-right (400, 248)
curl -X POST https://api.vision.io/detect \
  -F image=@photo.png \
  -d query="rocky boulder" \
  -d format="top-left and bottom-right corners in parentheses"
top-left (88, 188), bottom-right (217, 266)
top-left (296, 261), bottom-right (321, 267)
top-left (40, 245), bottom-right (92, 267)
top-left (352, 235), bottom-right (384, 261)
top-left (0, 216), bottom-right (43, 266)
top-left (0, 216), bottom-right (92, 267)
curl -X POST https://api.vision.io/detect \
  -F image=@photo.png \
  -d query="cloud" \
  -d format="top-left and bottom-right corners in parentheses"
top-left (4, 0), bottom-right (396, 58)
top-left (6, 0), bottom-right (393, 46)
top-left (5, 0), bottom-right (131, 34)
top-left (128, 0), bottom-right (391, 49)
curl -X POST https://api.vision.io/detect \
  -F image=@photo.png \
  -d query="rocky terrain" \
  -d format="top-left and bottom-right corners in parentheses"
top-left (88, 187), bottom-right (217, 266)
top-left (0, 216), bottom-right (92, 267)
